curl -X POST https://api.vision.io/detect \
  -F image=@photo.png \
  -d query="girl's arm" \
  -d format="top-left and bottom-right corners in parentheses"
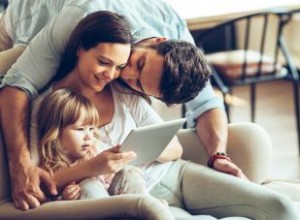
top-left (53, 146), bottom-right (136, 190)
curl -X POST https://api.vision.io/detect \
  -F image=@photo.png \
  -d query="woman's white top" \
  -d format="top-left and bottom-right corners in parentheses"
top-left (30, 83), bottom-right (173, 190)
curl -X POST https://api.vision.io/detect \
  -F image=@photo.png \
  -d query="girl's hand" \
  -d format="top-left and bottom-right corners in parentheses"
top-left (92, 145), bottom-right (137, 174)
top-left (61, 182), bottom-right (80, 200)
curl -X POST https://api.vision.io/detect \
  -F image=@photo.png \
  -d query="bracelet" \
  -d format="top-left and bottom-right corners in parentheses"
top-left (207, 152), bottom-right (232, 168)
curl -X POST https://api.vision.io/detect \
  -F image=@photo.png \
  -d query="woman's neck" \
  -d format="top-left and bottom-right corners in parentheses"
top-left (53, 71), bottom-right (115, 126)
top-left (54, 71), bottom-right (99, 98)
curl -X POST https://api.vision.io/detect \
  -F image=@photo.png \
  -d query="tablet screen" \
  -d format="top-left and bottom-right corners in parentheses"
top-left (120, 118), bottom-right (186, 165)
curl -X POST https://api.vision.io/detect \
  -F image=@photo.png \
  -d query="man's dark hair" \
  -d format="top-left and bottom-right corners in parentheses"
top-left (150, 40), bottom-right (211, 105)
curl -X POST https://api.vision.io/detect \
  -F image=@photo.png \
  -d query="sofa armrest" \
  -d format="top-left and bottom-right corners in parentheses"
top-left (177, 122), bottom-right (272, 184)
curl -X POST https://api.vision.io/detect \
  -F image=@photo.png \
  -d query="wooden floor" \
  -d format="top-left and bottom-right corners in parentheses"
top-left (152, 80), bottom-right (300, 179)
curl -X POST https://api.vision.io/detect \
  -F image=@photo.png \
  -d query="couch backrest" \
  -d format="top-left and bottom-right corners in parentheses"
top-left (0, 133), bottom-right (10, 203)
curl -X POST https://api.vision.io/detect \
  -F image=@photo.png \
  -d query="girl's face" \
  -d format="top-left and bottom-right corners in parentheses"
top-left (75, 43), bottom-right (131, 92)
top-left (59, 109), bottom-right (96, 161)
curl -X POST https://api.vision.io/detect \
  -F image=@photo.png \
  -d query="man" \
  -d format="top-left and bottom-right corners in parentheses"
top-left (0, 0), bottom-right (245, 211)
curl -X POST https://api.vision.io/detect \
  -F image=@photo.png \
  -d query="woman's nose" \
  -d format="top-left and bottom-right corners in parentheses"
top-left (103, 67), bottom-right (118, 80)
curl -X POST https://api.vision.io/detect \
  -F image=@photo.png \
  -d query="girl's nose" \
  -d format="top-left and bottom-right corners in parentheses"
top-left (83, 130), bottom-right (93, 140)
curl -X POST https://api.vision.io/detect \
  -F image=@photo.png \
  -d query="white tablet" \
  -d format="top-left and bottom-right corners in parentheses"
top-left (120, 118), bottom-right (186, 165)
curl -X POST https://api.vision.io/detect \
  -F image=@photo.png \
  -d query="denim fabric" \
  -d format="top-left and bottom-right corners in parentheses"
top-left (150, 159), bottom-right (298, 220)
top-left (150, 159), bottom-right (189, 208)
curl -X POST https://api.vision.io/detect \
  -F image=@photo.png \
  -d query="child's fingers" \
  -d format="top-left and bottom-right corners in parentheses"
top-left (73, 191), bottom-right (80, 200)
top-left (67, 185), bottom-right (80, 193)
top-left (70, 187), bottom-right (80, 198)
top-left (66, 187), bottom-right (80, 200)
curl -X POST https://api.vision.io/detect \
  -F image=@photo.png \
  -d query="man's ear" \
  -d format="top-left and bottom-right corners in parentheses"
top-left (152, 37), bottom-right (168, 43)
top-left (139, 37), bottom-right (168, 45)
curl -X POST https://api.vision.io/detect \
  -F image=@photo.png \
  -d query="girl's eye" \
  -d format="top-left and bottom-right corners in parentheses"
top-left (89, 127), bottom-right (95, 131)
top-left (76, 128), bottom-right (84, 131)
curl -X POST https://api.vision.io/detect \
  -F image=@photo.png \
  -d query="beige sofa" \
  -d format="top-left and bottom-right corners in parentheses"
top-left (0, 123), bottom-right (297, 219)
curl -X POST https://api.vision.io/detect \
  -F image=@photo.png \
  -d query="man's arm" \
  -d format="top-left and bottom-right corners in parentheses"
top-left (196, 108), bottom-right (248, 180)
top-left (0, 87), bottom-right (56, 210)
top-left (196, 108), bottom-right (228, 156)
top-left (185, 82), bottom-right (247, 179)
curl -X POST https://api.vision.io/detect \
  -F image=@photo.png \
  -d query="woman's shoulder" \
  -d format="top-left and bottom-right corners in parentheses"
top-left (110, 81), bottom-right (150, 106)
top-left (111, 82), bottom-right (142, 103)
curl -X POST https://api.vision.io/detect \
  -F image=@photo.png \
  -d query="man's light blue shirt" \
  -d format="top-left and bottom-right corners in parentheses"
top-left (0, 0), bottom-right (224, 127)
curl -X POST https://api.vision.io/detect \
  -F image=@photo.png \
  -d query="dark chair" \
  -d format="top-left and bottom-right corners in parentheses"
top-left (192, 10), bottom-right (300, 151)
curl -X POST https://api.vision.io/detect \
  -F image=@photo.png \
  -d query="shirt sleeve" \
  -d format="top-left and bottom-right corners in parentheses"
top-left (0, 6), bottom-right (89, 99)
top-left (184, 81), bottom-right (225, 128)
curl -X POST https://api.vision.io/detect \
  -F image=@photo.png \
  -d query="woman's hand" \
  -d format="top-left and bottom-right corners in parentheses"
top-left (91, 145), bottom-right (137, 175)
top-left (61, 182), bottom-right (80, 200)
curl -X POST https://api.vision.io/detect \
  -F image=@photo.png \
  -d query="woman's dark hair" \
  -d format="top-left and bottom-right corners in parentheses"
top-left (54, 11), bottom-right (133, 81)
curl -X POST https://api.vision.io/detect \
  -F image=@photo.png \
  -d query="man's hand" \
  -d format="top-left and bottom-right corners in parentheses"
top-left (212, 158), bottom-right (249, 181)
top-left (10, 163), bottom-right (57, 211)
top-left (0, 87), bottom-right (57, 210)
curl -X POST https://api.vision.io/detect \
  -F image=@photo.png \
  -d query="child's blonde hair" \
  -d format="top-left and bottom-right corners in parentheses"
top-left (37, 88), bottom-right (100, 175)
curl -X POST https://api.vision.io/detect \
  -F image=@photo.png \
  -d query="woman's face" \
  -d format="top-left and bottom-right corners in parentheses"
top-left (75, 43), bottom-right (131, 92)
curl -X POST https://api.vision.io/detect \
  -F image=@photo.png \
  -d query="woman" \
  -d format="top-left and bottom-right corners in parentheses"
top-left (30, 10), bottom-right (299, 220)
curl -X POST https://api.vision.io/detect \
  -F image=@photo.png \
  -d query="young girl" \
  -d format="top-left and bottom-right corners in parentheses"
top-left (37, 88), bottom-right (149, 200)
